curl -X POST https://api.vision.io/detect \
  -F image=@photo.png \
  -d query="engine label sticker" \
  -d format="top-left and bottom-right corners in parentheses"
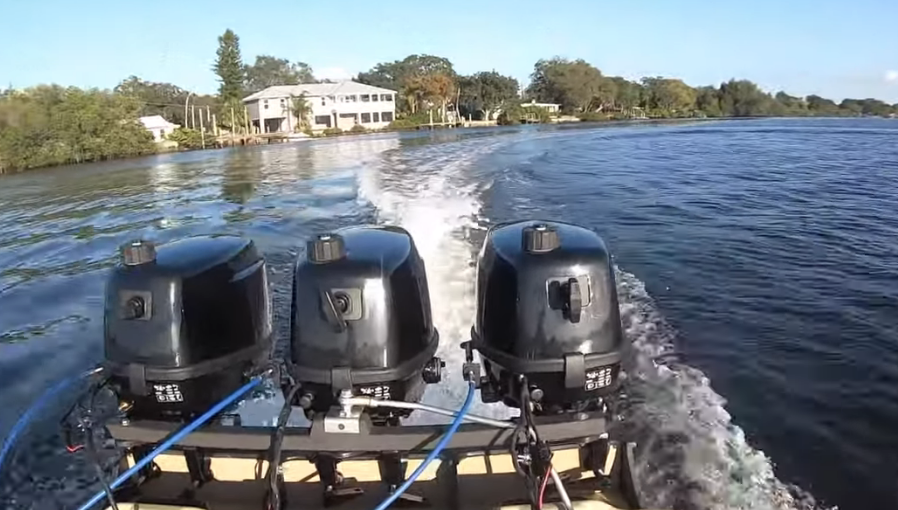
top-left (153, 383), bottom-right (184, 403)
top-left (585, 367), bottom-right (613, 391)
top-left (358, 384), bottom-right (392, 399)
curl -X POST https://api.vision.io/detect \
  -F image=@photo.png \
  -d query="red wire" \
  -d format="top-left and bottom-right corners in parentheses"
top-left (537, 463), bottom-right (552, 509)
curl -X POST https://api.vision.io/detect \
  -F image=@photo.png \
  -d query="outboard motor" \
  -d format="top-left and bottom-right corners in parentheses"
top-left (289, 226), bottom-right (442, 424)
top-left (472, 220), bottom-right (625, 415)
top-left (104, 236), bottom-right (272, 421)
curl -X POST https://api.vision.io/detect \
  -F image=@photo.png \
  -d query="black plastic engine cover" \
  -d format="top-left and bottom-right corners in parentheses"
top-left (290, 226), bottom-right (439, 420)
top-left (473, 220), bottom-right (624, 413)
top-left (104, 236), bottom-right (272, 420)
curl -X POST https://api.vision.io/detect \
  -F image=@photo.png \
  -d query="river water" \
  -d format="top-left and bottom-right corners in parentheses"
top-left (1, 119), bottom-right (896, 510)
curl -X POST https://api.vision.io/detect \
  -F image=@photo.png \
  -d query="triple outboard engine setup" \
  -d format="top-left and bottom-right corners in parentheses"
top-left (36, 220), bottom-right (640, 510)
top-left (289, 226), bottom-right (443, 425)
top-left (103, 236), bottom-right (273, 421)
top-left (471, 220), bottom-right (624, 416)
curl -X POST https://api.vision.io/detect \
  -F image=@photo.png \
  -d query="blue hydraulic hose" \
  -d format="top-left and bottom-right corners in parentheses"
top-left (75, 376), bottom-right (263, 510)
top-left (0, 367), bottom-right (102, 475)
top-left (372, 380), bottom-right (476, 510)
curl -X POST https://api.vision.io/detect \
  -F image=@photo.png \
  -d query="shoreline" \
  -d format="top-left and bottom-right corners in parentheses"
top-left (1, 115), bottom-right (891, 176)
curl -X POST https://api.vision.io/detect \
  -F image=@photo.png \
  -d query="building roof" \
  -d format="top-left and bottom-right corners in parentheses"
top-left (243, 81), bottom-right (397, 102)
top-left (139, 115), bottom-right (179, 130)
top-left (521, 100), bottom-right (561, 108)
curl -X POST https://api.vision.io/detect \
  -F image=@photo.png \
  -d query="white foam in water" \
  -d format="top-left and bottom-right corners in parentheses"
top-left (615, 269), bottom-right (825, 510)
top-left (358, 134), bottom-right (826, 509)
top-left (357, 138), bottom-right (513, 421)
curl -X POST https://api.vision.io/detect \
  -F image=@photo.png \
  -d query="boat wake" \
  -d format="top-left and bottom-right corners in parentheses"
top-left (615, 270), bottom-right (825, 510)
top-left (358, 133), bottom-right (826, 510)
top-left (356, 136), bottom-right (508, 421)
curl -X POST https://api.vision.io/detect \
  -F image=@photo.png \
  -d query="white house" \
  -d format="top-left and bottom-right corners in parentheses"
top-left (138, 115), bottom-right (180, 142)
top-left (242, 81), bottom-right (397, 134)
top-left (521, 100), bottom-right (561, 114)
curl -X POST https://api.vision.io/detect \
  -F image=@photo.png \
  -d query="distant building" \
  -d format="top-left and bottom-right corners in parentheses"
top-left (139, 115), bottom-right (180, 142)
top-left (521, 100), bottom-right (561, 114)
top-left (243, 81), bottom-right (398, 133)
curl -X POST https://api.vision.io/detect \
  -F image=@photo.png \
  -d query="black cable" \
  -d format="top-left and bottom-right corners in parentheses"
top-left (85, 431), bottom-right (119, 510)
top-left (83, 379), bottom-right (119, 510)
top-left (61, 378), bottom-right (108, 453)
top-left (266, 382), bottom-right (303, 510)
top-left (508, 377), bottom-right (541, 506)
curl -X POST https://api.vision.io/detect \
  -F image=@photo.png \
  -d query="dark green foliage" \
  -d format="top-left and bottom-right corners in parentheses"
top-left (497, 102), bottom-right (552, 125)
top-left (357, 54), bottom-right (456, 114)
top-left (696, 86), bottom-right (723, 116)
top-left (717, 79), bottom-right (773, 117)
top-left (321, 127), bottom-right (343, 136)
top-left (291, 94), bottom-right (311, 132)
top-left (527, 57), bottom-right (606, 112)
top-left (386, 118), bottom-right (422, 130)
top-left (457, 71), bottom-right (519, 120)
top-left (245, 55), bottom-right (315, 94)
top-left (114, 76), bottom-right (219, 127)
top-left (349, 124), bottom-right (367, 133)
top-left (166, 127), bottom-right (204, 149)
top-left (0, 86), bottom-right (155, 173)
top-left (578, 112), bottom-right (609, 122)
top-left (213, 29), bottom-right (245, 103)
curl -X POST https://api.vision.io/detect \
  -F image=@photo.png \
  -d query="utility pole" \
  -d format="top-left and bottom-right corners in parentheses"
top-left (230, 107), bottom-right (236, 136)
top-left (212, 113), bottom-right (218, 137)
top-left (199, 111), bottom-right (206, 149)
top-left (191, 105), bottom-right (197, 130)
top-left (184, 91), bottom-right (194, 129)
top-left (244, 106), bottom-right (250, 135)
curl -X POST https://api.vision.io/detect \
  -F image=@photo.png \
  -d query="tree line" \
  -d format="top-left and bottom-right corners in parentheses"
top-left (2, 27), bottom-right (896, 173)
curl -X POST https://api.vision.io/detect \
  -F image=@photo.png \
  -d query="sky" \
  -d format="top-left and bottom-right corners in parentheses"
top-left (1, 0), bottom-right (897, 103)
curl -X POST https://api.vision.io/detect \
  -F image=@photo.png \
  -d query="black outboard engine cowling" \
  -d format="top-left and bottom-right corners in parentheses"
top-left (104, 236), bottom-right (272, 421)
top-left (290, 226), bottom-right (442, 424)
top-left (472, 220), bottom-right (625, 415)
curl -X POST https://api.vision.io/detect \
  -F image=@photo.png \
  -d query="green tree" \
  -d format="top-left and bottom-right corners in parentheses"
top-left (527, 57), bottom-right (605, 112)
top-left (458, 71), bottom-right (519, 120)
top-left (291, 93), bottom-right (312, 131)
top-left (608, 77), bottom-right (643, 109)
top-left (114, 75), bottom-right (219, 127)
top-left (0, 86), bottom-right (154, 173)
top-left (357, 54), bottom-right (456, 115)
top-left (245, 55), bottom-right (315, 93)
top-left (642, 77), bottom-right (697, 114)
top-left (774, 92), bottom-right (808, 115)
top-left (696, 86), bottom-right (722, 116)
top-left (718, 79), bottom-right (773, 117)
top-left (213, 29), bottom-right (246, 103)
top-left (805, 95), bottom-right (841, 115)
top-left (166, 127), bottom-right (204, 149)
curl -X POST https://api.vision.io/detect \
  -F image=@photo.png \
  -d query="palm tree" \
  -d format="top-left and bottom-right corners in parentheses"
top-left (290, 93), bottom-right (311, 132)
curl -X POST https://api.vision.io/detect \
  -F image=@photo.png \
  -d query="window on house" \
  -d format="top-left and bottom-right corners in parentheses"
top-left (264, 103), bottom-right (269, 109)
top-left (372, 94), bottom-right (379, 102)
top-left (373, 112), bottom-right (380, 122)
top-left (321, 97), bottom-right (326, 106)
top-left (381, 112), bottom-right (393, 122)
top-left (345, 95), bottom-right (357, 102)
top-left (361, 94), bottom-right (370, 102)
top-left (314, 115), bottom-right (332, 127)
top-left (361, 113), bottom-right (371, 123)
top-left (159, 129), bottom-right (166, 139)
top-left (381, 94), bottom-right (393, 102)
